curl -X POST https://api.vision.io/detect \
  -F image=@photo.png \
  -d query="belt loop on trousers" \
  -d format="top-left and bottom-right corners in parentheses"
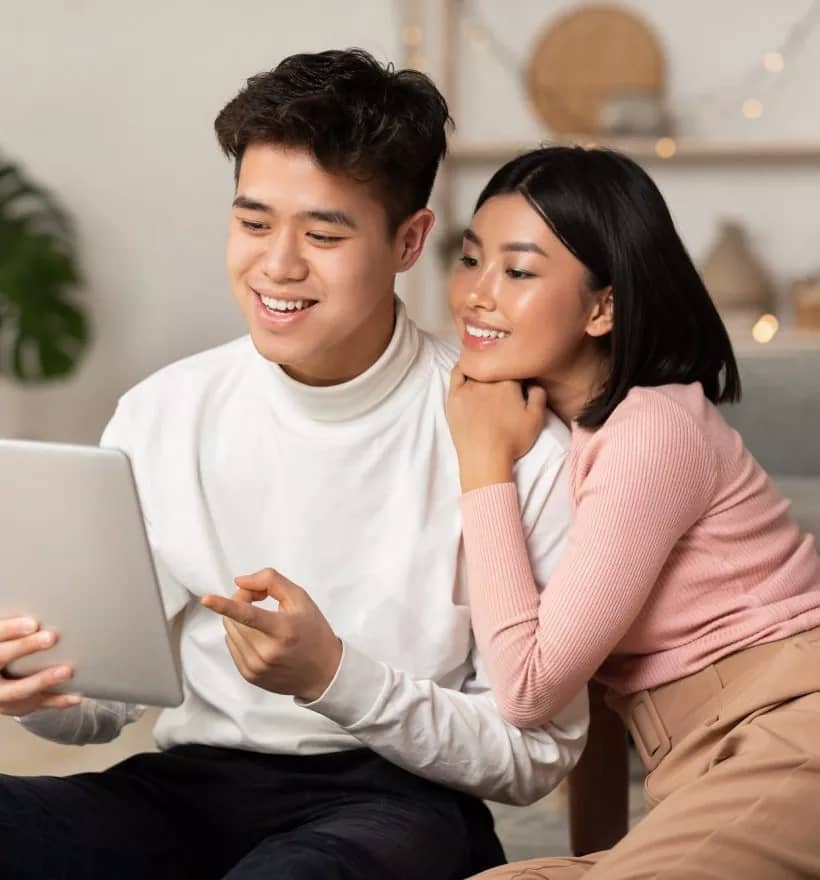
top-left (625, 690), bottom-right (672, 772)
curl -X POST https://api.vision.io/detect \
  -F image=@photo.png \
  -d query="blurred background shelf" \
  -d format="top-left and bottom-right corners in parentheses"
top-left (731, 329), bottom-right (820, 355)
top-left (448, 139), bottom-right (820, 165)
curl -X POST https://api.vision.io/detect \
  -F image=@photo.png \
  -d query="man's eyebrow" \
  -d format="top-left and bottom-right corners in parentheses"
top-left (298, 209), bottom-right (357, 230)
top-left (231, 200), bottom-right (357, 230)
top-left (232, 195), bottom-right (271, 213)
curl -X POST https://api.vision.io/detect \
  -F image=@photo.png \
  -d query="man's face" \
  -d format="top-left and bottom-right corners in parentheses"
top-left (226, 143), bottom-right (401, 385)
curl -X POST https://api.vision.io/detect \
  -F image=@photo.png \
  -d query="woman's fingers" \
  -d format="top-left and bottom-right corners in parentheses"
top-left (526, 384), bottom-right (548, 415)
top-left (449, 365), bottom-right (468, 393)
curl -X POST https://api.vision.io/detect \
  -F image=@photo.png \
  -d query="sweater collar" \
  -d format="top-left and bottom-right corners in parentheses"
top-left (256, 297), bottom-right (421, 423)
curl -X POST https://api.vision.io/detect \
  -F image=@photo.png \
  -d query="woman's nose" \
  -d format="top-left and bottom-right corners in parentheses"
top-left (467, 278), bottom-right (497, 311)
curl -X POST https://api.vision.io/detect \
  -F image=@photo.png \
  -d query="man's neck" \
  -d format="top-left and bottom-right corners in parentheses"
top-left (282, 295), bottom-right (397, 387)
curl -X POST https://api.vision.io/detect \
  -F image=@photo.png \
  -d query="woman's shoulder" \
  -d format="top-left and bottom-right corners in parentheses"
top-left (574, 383), bottom-right (720, 497)
top-left (611, 382), bottom-right (714, 434)
top-left (577, 382), bottom-right (719, 469)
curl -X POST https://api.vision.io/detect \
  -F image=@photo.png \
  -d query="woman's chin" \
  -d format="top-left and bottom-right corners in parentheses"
top-left (458, 349), bottom-right (521, 383)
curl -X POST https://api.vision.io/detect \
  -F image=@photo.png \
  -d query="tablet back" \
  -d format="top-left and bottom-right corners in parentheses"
top-left (0, 439), bottom-right (183, 707)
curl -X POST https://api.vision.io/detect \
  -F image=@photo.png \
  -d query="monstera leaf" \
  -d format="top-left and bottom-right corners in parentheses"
top-left (0, 160), bottom-right (89, 381)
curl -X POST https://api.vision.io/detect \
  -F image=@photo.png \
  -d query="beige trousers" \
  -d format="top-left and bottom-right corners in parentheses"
top-left (474, 626), bottom-right (820, 880)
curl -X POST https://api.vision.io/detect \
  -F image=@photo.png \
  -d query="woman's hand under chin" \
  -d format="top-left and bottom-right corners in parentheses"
top-left (446, 365), bottom-right (548, 492)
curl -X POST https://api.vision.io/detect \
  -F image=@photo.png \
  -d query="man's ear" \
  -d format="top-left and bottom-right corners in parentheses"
top-left (395, 209), bottom-right (436, 272)
top-left (586, 286), bottom-right (614, 338)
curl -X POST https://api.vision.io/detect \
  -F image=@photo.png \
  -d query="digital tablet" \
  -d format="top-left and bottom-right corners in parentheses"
top-left (0, 439), bottom-right (183, 707)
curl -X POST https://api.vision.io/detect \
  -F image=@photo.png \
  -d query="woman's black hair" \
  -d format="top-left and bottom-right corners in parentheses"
top-left (475, 146), bottom-right (741, 427)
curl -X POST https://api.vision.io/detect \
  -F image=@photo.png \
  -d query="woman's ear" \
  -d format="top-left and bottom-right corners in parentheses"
top-left (586, 286), bottom-right (614, 338)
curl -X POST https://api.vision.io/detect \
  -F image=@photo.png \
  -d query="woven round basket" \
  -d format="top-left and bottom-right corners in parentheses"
top-left (526, 4), bottom-right (665, 135)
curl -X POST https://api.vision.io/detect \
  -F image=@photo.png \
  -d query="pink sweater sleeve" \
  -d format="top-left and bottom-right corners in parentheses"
top-left (461, 395), bottom-right (717, 728)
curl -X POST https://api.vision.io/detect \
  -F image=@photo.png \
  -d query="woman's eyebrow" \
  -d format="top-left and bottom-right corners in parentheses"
top-left (501, 241), bottom-right (547, 256)
top-left (463, 228), bottom-right (546, 257)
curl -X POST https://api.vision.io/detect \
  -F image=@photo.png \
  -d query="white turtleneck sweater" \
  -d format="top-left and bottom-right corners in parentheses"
top-left (21, 301), bottom-right (587, 805)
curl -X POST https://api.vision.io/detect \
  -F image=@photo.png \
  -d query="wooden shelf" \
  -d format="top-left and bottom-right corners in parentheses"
top-left (448, 138), bottom-right (820, 165)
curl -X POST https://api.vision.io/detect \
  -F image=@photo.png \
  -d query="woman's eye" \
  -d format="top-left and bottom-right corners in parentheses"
top-left (458, 255), bottom-right (478, 268)
top-left (507, 268), bottom-right (534, 280)
top-left (240, 220), bottom-right (267, 232)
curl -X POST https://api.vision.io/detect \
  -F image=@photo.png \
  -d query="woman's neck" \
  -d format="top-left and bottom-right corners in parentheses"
top-left (541, 350), bottom-right (610, 428)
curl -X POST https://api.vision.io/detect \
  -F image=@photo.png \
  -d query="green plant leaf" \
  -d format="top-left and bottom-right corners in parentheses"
top-left (0, 155), bottom-right (88, 382)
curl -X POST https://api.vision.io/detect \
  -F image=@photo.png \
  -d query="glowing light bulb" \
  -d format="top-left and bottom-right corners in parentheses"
top-left (752, 314), bottom-right (779, 344)
top-left (655, 137), bottom-right (677, 159)
top-left (763, 52), bottom-right (784, 73)
top-left (402, 24), bottom-right (423, 48)
top-left (743, 98), bottom-right (764, 119)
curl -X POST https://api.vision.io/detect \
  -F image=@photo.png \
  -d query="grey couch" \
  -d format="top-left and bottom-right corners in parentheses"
top-left (723, 351), bottom-right (820, 543)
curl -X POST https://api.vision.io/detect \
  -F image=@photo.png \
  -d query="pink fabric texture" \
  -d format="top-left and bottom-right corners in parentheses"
top-left (461, 383), bottom-right (820, 728)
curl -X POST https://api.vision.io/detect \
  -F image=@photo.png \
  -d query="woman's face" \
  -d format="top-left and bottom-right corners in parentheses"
top-left (448, 192), bottom-right (610, 384)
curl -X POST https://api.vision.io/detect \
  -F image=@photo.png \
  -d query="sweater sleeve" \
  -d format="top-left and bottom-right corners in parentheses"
top-left (300, 437), bottom-right (589, 806)
top-left (461, 394), bottom-right (717, 729)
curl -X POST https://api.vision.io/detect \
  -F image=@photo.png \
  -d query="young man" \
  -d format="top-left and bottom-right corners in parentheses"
top-left (0, 50), bottom-right (587, 879)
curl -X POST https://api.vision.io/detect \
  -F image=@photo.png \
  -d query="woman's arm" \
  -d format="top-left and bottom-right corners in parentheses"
top-left (459, 392), bottom-right (717, 727)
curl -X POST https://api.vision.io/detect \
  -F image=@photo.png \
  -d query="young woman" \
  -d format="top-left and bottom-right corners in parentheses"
top-left (446, 146), bottom-right (820, 879)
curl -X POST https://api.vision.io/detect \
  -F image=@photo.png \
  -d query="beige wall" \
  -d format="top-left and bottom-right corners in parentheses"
top-left (2, 2), bottom-right (819, 443)
top-left (434, 0), bottom-right (820, 332)
top-left (1, 0), bottom-right (818, 778)
top-left (0, 0), bottom-right (401, 442)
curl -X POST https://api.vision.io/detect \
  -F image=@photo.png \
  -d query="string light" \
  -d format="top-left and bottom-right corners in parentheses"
top-left (398, 0), bottom-right (426, 71)
top-left (401, 24), bottom-right (423, 48)
top-left (655, 137), bottom-right (677, 159)
top-left (742, 98), bottom-right (764, 119)
top-left (454, 0), bottom-right (820, 136)
top-left (763, 51), bottom-right (785, 73)
top-left (752, 314), bottom-right (779, 343)
top-left (463, 19), bottom-right (491, 50)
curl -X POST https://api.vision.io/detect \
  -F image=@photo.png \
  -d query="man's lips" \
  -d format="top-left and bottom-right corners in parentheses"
top-left (252, 289), bottom-right (318, 325)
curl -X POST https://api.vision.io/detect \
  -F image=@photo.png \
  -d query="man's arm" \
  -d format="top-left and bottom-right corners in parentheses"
top-left (206, 570), bottom-right (587, 805)
top-left (302, 640), bottom-right (588, 806)
top-left (205, 433), bottom-right (588, 804)
top-left (18, 699), bottom-right (145, 745)
top-left (302, 438), bottom-right (586, 804)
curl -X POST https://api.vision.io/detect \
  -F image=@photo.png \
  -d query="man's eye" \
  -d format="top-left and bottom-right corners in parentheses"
top-left (307, 233), bottom-right (344, 244)
top-left (458, 255), bottom-right (478, 268)
top-left (240, 220), bottom-right (267, 232)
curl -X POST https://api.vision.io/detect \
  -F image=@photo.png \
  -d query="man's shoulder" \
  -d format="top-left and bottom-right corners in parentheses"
top-left (519, 412), bottom-right (572, 478)
top-left (418, 327), bottom-right (460, 376)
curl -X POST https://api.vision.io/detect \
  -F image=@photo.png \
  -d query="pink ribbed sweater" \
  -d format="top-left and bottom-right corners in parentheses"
top-left (461, 383), bottom-right (820, 729)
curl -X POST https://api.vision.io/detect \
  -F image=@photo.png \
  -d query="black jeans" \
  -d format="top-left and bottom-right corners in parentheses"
top-left (0, 745), bottom-right (504, 879)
